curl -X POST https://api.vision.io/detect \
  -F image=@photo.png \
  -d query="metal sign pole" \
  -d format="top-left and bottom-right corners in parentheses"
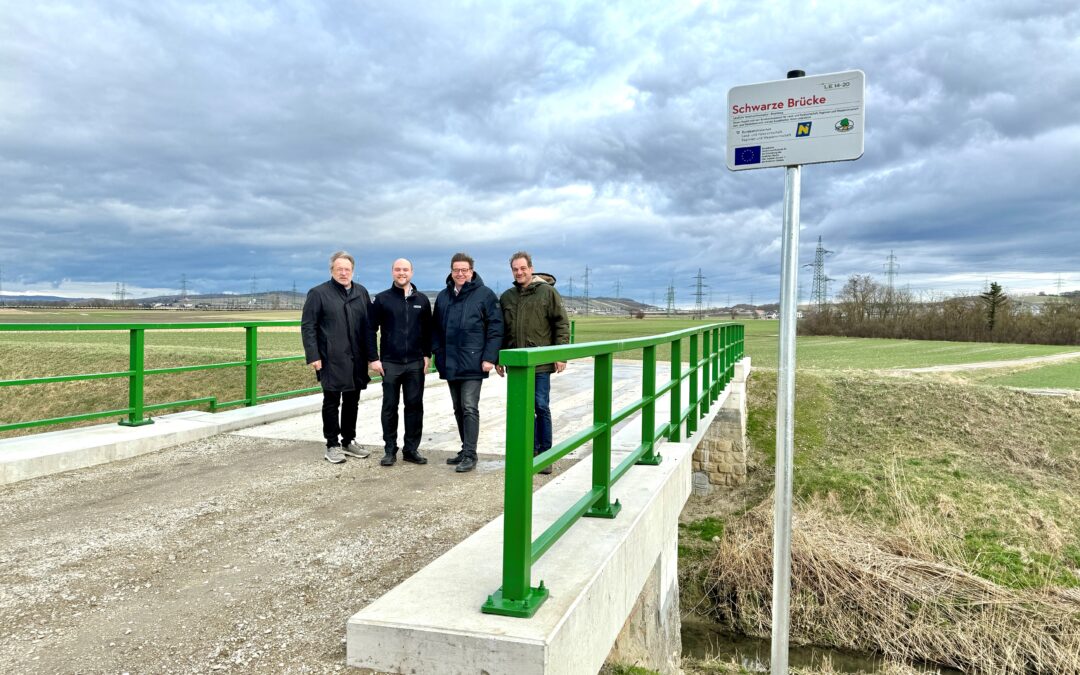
top-left (770, 68), bottom-right (805, 675)
top-left (771, 161), bottom-right (801, 674)
top-left (726, 65), bottom-right (863, 675)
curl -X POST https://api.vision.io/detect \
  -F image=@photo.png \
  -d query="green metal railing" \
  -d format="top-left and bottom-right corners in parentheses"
top-left (0, 322), bottom-right (315, 433)
top-left (481, 322), bottom-right (744, 617)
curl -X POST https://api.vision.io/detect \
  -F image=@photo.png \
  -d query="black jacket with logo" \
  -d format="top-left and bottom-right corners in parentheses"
top-left (369, 283), bottom-right (433, 364)
top-left (300, 279), bottom-right (376, 392)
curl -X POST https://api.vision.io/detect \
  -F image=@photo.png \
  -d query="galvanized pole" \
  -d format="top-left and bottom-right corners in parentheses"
top-left (771, 66), bottom-right (805, 675)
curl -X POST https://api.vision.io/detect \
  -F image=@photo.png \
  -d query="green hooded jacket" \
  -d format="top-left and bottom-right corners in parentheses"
top-left (499, 273), bottom-right (570, 374)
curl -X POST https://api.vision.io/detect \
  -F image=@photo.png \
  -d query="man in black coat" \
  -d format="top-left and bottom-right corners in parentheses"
top-left (368, 258), bottom-right (432, 467)
top-left (301, 251), bottom-right (378, 464)
top-left (432, 252), bottom-right (503, 473)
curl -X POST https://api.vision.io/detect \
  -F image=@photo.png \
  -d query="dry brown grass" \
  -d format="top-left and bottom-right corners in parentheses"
top-left (702, 499), bottom-right (1080, 674)
top-left (680, 653), bottom-right (927, 675)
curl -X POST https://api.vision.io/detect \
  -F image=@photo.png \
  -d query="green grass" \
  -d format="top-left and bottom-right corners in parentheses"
top-left (684, 516), bottom-right (725, 542)
top-left (571, 316), bottom-right (1077, 372)
top-left (745, 369), bottom-right (1080, 589)
top-left (962, 360), bottom-right (1080, 389)
top-left (1, 311), bottom-right (1075, 438)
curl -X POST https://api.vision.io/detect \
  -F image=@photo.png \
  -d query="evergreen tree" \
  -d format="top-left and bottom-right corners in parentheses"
top-left (980, 282), bottom-right (1008, 331)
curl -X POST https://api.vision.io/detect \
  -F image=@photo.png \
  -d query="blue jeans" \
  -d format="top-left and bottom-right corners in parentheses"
top-left (534, 372), bottom-right (551, 454)
top-left (448, 379), bottom-right (483, 458)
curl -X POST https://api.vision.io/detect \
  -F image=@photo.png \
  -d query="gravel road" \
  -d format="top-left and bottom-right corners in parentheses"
top-left (0, 434), bottom-right (533, 674)
top-left (894, 350), bottom-right (1080, 373)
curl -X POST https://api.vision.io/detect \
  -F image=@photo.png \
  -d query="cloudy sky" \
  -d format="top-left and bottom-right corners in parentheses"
top-left (2, 0), bottom-right (1078, 304)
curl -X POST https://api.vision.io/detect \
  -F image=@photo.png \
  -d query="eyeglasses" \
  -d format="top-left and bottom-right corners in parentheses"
top-left (451, 268), bottom-right (471, 275)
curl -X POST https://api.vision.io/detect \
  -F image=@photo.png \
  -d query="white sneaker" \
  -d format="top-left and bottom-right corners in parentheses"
top-left (341, 442), bottom-right (371, 459)
top-left (324, 446), bottom-right (346, 464)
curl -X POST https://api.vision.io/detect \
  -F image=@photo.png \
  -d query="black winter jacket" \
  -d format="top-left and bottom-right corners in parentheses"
top-left (432, 272), bottom-right (503, 381)
top-left (300, 279), bottom-right (377, 392)
top-left (369, 283), bottom-right (433, 364)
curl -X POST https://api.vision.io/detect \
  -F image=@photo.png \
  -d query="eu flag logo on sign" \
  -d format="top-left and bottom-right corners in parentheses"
top-left (796, 121), bottom-right (812, 137)
top-left (734, 146), bottom-right (761, 166)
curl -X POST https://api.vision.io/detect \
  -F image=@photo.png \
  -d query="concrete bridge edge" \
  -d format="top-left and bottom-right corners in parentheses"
top-left (605, 356), bottom-right (750, 674)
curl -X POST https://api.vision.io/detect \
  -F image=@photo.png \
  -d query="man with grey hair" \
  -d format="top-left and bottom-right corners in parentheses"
top-left (301, 250), bottom-right (377, 464)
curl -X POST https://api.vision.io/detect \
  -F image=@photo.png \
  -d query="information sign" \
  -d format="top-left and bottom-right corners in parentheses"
top-left (727, 70), bottom-right (864, 170)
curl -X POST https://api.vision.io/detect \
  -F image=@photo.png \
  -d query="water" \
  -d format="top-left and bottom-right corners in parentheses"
top-left (681, 619), bottom-right (966, 674)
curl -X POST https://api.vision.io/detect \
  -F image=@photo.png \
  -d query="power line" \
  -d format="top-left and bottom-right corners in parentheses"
top-left (582, 266), bottom-right (591, 316)
top-left (665, 279), bottom-right (675, 316)
top-left (804, 235), bottom-right (834, 309)
top-left (613, 277), bottom-right (621, 299)
top-left (692, 269), bottom-right (707, 319)
top-left (883, 250), bottom-right (899, 290)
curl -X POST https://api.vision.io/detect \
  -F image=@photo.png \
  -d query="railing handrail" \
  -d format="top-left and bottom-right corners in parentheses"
top-left (482, 320), bottom-right (744, 618)
top-left (0, 321), bottom-right (313, 433)
top-left (498, 322), bottom-right (737, 366)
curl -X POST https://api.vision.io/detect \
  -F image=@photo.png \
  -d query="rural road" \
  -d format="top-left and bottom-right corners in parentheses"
top-left (0, 432), bottom-right (523, 674)
top-left (894, 350), bottom-right (1080, 373)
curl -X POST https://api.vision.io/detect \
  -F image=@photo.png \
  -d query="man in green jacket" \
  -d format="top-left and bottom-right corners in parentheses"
top-left (497, 251), bottom-right (570, 475)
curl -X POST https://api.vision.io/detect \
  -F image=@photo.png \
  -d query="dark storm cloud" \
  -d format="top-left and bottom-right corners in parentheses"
top-left (0, 0), bottom-right (1077, 303)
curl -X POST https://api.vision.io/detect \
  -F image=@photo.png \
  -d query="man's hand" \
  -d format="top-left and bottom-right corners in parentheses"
top-left (309, 360), bottom-right (322, 371)
top-left (482, 360), bottom-right (496, 373)
top-left (495, 364), bottom-right (505, 377)
top-left (554, 361), bottom-right (567, 374)
top-left (369, 360), bottom-right (384, 376)
top-left (423, 356), bottom-right (431, 372)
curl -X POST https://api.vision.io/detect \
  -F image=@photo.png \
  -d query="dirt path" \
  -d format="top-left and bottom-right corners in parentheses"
top-left (893, 350), bottom-right (1080, 373)
top-left (0, 434), bottom-right (535, 674)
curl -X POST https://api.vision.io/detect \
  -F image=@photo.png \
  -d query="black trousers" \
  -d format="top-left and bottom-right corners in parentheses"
top-left (380, 360), bottom-right (425, 454)
top-left (322, 389), bottom-right (361, 447)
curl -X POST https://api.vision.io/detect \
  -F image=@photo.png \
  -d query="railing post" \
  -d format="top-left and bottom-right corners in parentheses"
top-left (586, 352), bottom-right (621, 518)
top-left (482, 364), bottom-right (548, 617)
top-left (687, 334), bottom-right (699, 435)
top-left (245, 326), bottom-right (259, 406)
top-left (669, 338), bottom-right (681, 441)
top-left (726, 326), bottom-right (733, 388)
top-left (699, 329), bottom-right (710, 419)
top-left (712, 326), bottom-right (722, 401)
top-left (637, 345), bottom-right (661, 465)
top-left (119, 328), bottom-right (152, 427)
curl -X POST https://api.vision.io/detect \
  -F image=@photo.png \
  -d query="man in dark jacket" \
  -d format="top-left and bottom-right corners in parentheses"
top-left (301, 251), bottom-right (377, 464)
top-left (432, 252), bottom-right (503, 473)
top-left (368, 258), bottom-right (432, 467)
top-left (497, 251), bottom-right (570, 475)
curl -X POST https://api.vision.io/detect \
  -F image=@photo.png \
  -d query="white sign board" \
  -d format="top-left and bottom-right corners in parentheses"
top-left (727, 70), bottom-right (865, 170)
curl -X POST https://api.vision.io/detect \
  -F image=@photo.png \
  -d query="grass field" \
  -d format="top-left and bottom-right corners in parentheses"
top-left (1, 309), bottom-right (1076, 438)
top-left (961, 360), bottom-right (1080, 389)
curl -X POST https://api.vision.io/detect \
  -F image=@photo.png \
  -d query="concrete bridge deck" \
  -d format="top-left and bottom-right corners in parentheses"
top-left (0, 361), bottom-right (701, 673)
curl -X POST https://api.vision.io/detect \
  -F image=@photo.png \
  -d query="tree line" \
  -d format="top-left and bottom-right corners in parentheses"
top-left (800, 275), bottom-right (1080, 346)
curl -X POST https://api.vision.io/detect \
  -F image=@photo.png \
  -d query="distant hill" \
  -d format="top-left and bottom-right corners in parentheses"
top-left (0, 294), bottom-right (89, 303)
